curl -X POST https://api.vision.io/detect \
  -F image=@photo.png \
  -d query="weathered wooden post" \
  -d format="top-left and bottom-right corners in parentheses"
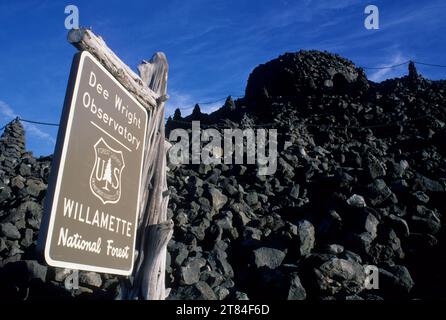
top-left (67, 28), bottom-right (173, 300)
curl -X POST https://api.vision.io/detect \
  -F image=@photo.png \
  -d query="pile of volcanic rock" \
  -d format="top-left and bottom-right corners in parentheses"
top-left (0, 50), bottom-right (445, 300)
top-left (0, 120), bottom-right (121, 300)
top-left (165, 51), bottom-right (446, 300)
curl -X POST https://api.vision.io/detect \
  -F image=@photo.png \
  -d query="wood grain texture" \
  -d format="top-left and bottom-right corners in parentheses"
top-left (68, 28), bottom-right (159, 109)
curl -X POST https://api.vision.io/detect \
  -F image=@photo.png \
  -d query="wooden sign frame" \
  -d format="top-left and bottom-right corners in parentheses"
top-left (37, 51), bottom-right (148, 276)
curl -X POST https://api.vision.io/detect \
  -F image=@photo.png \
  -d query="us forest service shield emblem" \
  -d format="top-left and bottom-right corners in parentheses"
top-left (89, 138), bottom-right (125, 204)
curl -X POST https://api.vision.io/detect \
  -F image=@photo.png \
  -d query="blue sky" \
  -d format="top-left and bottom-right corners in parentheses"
top-left (0, 0), bottom-right (445, 156)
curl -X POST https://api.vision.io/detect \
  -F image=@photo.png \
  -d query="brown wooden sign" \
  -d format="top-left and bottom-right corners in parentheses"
top-left (38, 51), bottom-right (148, 275)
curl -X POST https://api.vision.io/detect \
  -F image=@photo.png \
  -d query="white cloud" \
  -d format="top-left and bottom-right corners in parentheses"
top-left (203, 102), bottom-right (223, 113)
top-left (22, 123), bottom-right (56, 143)
top-left (0, 100), bottom-right (56, 144)
top-left (165, 90), bottom-right (226, 117)
top-left (368, 53), bottom-right (409, 82)
top-left (165, 90), bottom-right (194, 117)
top-left (0, 100), bottom-right (16, 118)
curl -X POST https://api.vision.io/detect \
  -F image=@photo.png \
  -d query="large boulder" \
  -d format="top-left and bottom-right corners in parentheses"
top-left (245, 50), bottom-right (367, 103)
top-left (314, 258), bottom-right (366, 296)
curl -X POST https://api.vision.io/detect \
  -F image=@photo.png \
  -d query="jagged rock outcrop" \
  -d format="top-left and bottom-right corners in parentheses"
top-left (244, 50), bottom-right (368, 102)
top-left (165, 51), bottom-right (446, 300)
top-left (1, 50), bottom-right (446, 300)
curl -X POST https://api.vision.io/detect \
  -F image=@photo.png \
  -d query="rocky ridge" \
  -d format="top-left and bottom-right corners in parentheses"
top-left (1, 50), bottom-right (446, 300)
